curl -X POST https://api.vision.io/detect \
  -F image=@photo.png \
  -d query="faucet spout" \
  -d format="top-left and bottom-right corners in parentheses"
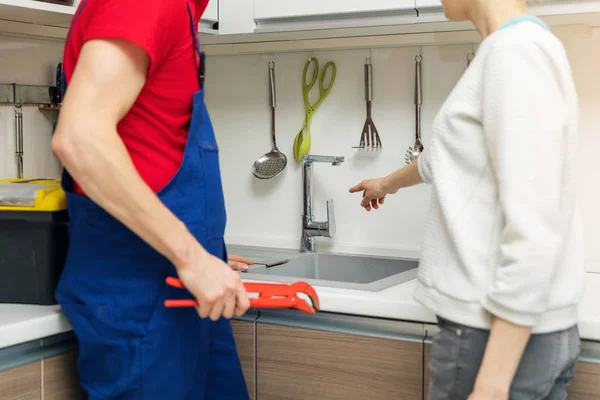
top-left (303, 155), bottom-right (345, 166)
top-left (300, 154), bottom-right (345, 253)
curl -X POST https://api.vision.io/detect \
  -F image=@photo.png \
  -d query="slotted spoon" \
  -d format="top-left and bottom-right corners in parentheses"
top-left (252, 62), bottom-right (287, 179)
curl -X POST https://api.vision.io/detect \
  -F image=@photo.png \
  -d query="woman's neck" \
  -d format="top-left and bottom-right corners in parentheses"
top-left (468, 0), bottom-right (529, 38)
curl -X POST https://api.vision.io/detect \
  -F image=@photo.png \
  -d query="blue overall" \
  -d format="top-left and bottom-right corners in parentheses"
top-left (55, 2), bottom-right (249, 399)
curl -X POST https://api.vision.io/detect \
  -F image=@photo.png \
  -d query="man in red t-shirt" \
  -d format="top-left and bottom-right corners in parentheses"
top-left (52, 0), bottom-right (252, 398)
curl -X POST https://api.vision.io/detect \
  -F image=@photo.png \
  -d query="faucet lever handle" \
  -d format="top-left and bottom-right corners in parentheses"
top-left (325, 199), bottom-right (336, 238)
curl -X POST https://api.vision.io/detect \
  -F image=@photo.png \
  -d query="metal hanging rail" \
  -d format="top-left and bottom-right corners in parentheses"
top-left (0, 83), bottom-right (57, 179)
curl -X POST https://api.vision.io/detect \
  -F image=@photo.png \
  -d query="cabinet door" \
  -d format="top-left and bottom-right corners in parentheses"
top-left (416, 0), bottom-right (442, 9)
top-left (42, 351), bottom-right (85, 400)
top-left (569, 361), bottom-right (600, 399)
top-left (424, 342), bottom-right (432, 400)
top-left (202, 0), bottom-right (218, 23)
top-left (0, 361), bottom-right (41, 400)
top-left (257, 324), bottom-right (423, 400)
top-left (254, 0), bottom-right (415, 21)
top-left (231, 320), bottom-right (256, 400)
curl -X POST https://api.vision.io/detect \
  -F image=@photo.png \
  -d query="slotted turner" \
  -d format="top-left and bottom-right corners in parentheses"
top-left (252, 62), bottom-right (287, 179)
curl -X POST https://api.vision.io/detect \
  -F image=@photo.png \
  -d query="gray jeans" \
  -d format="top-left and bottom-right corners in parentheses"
top-left (428, 317), bottom-right (581, 400)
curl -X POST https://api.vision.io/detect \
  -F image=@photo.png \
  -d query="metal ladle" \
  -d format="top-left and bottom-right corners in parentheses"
top-left (252, 62), bottom-right (287, 179)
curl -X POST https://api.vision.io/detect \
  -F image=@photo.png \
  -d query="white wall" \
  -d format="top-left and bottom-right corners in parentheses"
top-left (206, 31), bottom-right (600, 268)
top-left (0, 31), bottom-right (597, 271)
top-left (0, 35), bottom-right (62, 180)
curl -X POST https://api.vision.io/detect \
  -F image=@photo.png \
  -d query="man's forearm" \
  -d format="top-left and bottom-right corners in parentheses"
top-left (382, 161), bottom-right (423, 194)
top-left (52, 124), bottom-right (205, 268)
top-left (474, 316), bottom-right (532, 395)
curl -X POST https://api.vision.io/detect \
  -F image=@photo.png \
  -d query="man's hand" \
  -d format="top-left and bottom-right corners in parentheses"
top-left (176, 246), bottom-right (250, 321)
top-left (349, 177), bottom-right (390, 211)
top-left (228, 254), bottom-right (254, 272)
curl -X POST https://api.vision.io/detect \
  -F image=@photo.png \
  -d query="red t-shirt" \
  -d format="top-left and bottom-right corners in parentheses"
top-left (64, 0), bottom-right (209, 194)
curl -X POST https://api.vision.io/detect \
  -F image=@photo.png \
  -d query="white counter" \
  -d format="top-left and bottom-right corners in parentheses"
top-left (0, 304), bottom-right (71, 349)
top-left (2, 272), bottom-right (600, 350)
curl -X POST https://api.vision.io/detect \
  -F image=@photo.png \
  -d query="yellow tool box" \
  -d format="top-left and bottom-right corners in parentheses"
top-left (0, 179), bottom-right (68, 305)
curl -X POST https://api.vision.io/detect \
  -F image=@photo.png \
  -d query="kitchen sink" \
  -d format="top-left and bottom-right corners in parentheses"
top-left (242, 253), bottom-right (418, 292)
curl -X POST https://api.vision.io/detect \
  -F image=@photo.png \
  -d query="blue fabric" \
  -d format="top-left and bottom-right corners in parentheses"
top-left (55, 2), bottom-right (249, 399)
top-left (499, 15), bottom-right (550, 32)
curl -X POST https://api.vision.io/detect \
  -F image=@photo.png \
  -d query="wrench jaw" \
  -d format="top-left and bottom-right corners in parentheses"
top-left (289, 281), bottom-right (321, 313)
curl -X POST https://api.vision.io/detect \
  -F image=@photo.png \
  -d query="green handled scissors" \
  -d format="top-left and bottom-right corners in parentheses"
top-left (293, 57), bottom-right (337, 162)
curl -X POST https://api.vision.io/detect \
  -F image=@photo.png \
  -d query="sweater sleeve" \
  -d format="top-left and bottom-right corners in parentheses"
top-left (480, 40), bottom-right (571, 326)
top-left (417, 148), bottom-right (433, 184)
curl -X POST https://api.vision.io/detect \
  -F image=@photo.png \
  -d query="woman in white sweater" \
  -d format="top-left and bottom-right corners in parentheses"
top-left (350, 0), bottom-right (584, 399)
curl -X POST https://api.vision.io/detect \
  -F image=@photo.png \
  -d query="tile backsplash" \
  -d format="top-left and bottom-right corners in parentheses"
top-left (0, 31), bottom-right (598, 265)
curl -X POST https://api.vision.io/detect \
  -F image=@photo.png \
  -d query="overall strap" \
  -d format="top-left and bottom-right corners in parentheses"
top-left (185, 2), bottom-right (206, 89)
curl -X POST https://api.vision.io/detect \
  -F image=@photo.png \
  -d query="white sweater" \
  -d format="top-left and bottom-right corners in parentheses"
top-left (414, 21), bottom-right (584, 333)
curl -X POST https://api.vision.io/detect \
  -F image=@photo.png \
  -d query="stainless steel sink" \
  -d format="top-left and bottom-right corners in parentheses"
top-left (242, 253), bottom-right (418, 292)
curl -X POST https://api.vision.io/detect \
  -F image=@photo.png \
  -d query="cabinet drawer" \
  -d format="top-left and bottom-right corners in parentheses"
top-left (42, 351), bottom-right (85, 400)
top-left (232, 320), bottom-right (256, 400)
top-left (0, 361), bottom-right (41, 400)
top-left (257, 323), bottom-right (423, 400)
top-left (569, 361), bottom-right (600, 399)
top-left (424, 342), bottom-right (432, 399)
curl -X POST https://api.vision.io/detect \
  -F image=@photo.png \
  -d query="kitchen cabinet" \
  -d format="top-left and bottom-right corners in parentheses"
top-left (254, 0), bottom-right (415, 22)
top-left (416, 0), bottom-right (442, 10)
top-left (231, 320), bottom-right (256, 400)
top-left (199, 0), bottom-right (218, 31)
top-left (0, 0), bottom-right (77, 27)
top-left (569, 360), bottom-right (600, 399)
top-left (256, 323), bottom-right (423, 400)
top-left (0, 361), bottom-right (41, 400)
top-left (424, 341), bottom-right (432, 399)
top-left (42, 351), bottom-right (85, 400)
top-left (253, 0), bottom-right (417, 32)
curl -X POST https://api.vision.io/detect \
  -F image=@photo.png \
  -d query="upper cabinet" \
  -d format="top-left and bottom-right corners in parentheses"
top-left (254, 0), bottom-right (416, 32)
top-left (254, 0), bottom-right (414, 19)
top-left (199, 0), bottom-right (218, 32)
top-left (3, 0), bottom-right (600, 42)
top-left (416, 0), bottom-right (600, 18)
top-left (219, 0), bottom-right (417, 35)
top-left (0, 0), bottom-right (219, 35)
top-left (0, 0), bottom-right (79, 27)
top-left (416, 0), bottom-right (442, 10)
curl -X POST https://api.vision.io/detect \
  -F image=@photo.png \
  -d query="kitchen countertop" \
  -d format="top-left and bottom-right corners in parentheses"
top-left (2, 246), bottom-right (600, 350)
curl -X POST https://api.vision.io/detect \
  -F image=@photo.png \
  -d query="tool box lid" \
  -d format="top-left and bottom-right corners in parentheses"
top-left (0, 179), bottom-right (66, 212)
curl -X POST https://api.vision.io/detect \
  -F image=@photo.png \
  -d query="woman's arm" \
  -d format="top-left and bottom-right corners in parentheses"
top-left (471, 38), bottom-right (573, 397)
top-left (349, 161), bottom-right (423, 211)
top-left (469, 318), bottom-right (532, 399)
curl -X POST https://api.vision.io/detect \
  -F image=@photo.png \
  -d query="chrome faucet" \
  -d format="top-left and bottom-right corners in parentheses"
top-left (301, 154), bottom-right (345, 253)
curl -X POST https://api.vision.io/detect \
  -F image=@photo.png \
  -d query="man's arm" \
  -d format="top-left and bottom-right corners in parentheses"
top-left (52, 38), bottom-right (249, 320)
